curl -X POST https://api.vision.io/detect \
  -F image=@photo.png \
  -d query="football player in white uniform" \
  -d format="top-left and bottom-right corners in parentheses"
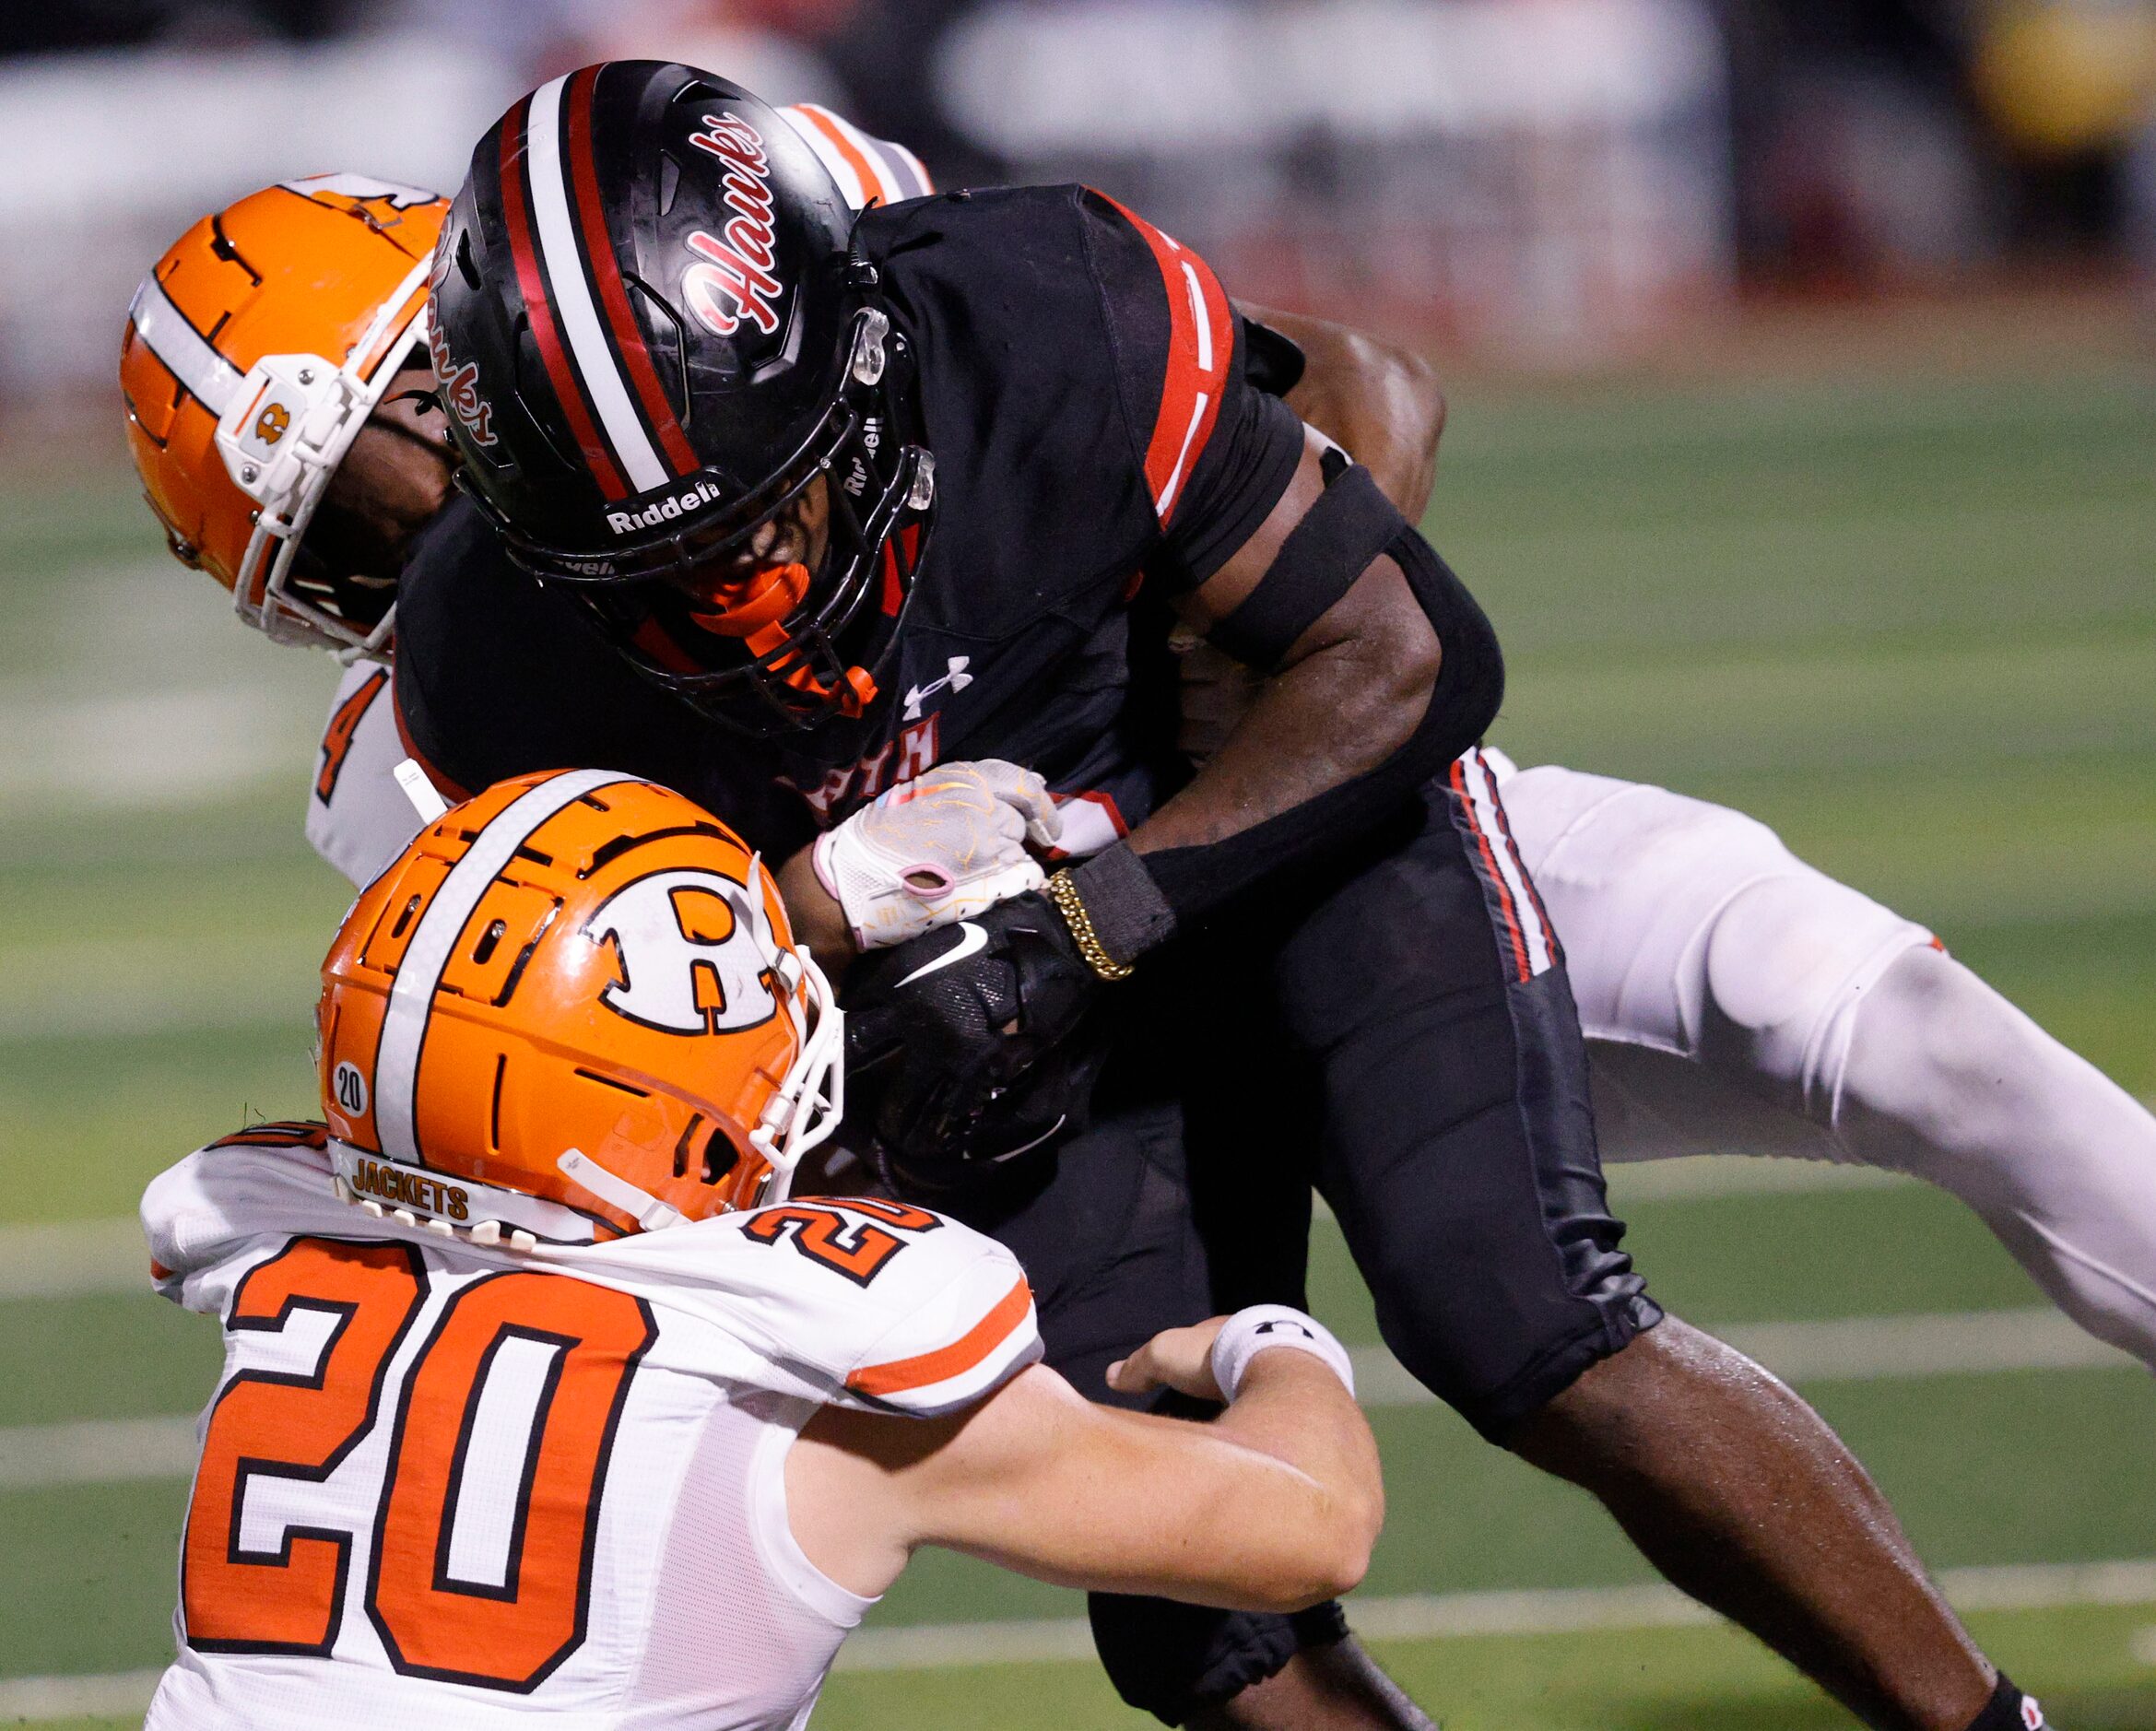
top-left (122, 149), bottom-right (2156, 1382)
top-left (143, 770), bottom-right (1380, 1728)
top-left (1178, 334), bottom-right (2156, 1373)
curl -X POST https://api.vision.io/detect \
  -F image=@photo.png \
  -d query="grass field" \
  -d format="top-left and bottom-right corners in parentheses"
top-left (2, 356), bottom-right (2152, 1726)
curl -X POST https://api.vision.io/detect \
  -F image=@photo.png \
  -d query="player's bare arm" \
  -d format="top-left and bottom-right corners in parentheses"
top-left (787, 1316), bottom-right (1381, 1612)
top-left (1239, 302), bottom-right (1446, 520)
top-left (1130, 430), bottom-right (1440, 856)
top-left (1178, 315), bottom-right (1451, 768)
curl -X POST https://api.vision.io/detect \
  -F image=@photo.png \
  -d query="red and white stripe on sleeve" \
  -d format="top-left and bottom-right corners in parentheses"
top-left (1095, 196), bottom-right (1237, 526)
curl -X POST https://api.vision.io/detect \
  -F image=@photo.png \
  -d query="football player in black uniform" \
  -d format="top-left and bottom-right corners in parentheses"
top-left (397, 61), bottom-right (2038, 1731)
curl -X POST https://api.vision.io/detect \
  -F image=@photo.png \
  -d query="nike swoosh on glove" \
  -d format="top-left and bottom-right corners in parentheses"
top-left (842, 891), bottom-right (1106, 1186)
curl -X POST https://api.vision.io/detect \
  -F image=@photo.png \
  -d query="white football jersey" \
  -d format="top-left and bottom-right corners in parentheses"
top-left (304, 659), bottom-right (420, 889)
top-left (141, 1126), bottom-right (1039, 1730)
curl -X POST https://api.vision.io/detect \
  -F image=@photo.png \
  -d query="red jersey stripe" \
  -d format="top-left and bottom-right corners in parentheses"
top-left (1451, 756), bottom-right (1532, 983)
top-left (391, 679), bottom-right (471, 803)
top-left (1098, 194), bottom-right (1235, 525)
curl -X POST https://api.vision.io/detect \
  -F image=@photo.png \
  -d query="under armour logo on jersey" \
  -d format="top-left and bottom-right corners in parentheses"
top-left (586, 868), bottom-right (778, 1034)
top-left (903, 656), bottom-right (972, 722)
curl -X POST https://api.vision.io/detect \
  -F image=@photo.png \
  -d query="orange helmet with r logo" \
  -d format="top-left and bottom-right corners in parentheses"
top-left (317, 771), bottom-right (842, 1245)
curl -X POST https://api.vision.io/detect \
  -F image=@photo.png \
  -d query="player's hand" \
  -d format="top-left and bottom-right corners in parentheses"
top-left (814, 760), bottom-right (1061, 950)
top-left (843, 890), bottom-right (1105, 1182)
top-left (1108, 1318), bottom-right (1230, 1403)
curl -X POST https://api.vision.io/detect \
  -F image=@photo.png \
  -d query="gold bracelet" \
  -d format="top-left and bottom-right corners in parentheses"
top-left (1043, 869), bottom-right (1136, 982)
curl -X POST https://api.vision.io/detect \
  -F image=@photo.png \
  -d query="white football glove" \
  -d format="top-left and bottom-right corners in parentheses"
top-left (812, 760), bottom-right (1063, 950)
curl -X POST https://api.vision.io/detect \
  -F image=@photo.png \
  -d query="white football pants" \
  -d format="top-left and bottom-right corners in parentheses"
top-left (1492, 754), bottom-right (2156, 1371)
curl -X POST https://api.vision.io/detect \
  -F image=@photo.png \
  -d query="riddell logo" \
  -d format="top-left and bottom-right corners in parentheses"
top-left (607, 476), bottom-right (725, 536)
top-left (682, 113), bottom-right (784, 338)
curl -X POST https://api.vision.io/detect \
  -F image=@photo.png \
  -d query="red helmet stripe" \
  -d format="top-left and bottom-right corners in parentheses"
top-left (500, 95), bottom-right (630, 500)
top-left (1097, 194), bottom-right (1234, 525)
top-left (562, 66), bottom-right (700, 477)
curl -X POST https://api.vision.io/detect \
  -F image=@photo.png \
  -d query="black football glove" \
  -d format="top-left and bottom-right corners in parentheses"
top-left (843, 891), bottom-right (1107, 1185)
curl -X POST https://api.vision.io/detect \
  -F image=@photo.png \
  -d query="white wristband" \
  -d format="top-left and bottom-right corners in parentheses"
top-left (1209, 1305), bottom-right (1355, 1403)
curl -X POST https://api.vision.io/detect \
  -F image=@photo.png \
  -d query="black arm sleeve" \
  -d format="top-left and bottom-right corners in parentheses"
top-left (1071, 526), bottom-right (1503, 951)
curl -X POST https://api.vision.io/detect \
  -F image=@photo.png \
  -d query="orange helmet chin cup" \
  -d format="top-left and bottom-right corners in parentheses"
top-left (688, 559), bottom-right (811, 637)
top-left (735, 613), bottom-right (877, 718)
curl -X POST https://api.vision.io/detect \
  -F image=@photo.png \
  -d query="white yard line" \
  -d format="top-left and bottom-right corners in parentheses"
top-left (11, 1558), bottom-right (2154, 1713)
top-left (0, 1218), bottom-right (148, 1301)
top-left (1605, 1156), bottom-right (1913, 1203)
top-left (0, 1414), bottom-right (197, 1490)
top-left (845, 1555), bottom-right (2156, 1670)
top-left (0, 1669), bottom-right (168, 1722)
top-left (17, 1098), bottom-right (2156, 1301)
top-left (0, 1309), bottom-right (2134, 1496)
top-left (1312, 1157), bottom-right (1914, 1223)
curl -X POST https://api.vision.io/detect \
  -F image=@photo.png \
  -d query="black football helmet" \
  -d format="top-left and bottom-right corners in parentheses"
top-left (430, 62), bottom-right (934, 733)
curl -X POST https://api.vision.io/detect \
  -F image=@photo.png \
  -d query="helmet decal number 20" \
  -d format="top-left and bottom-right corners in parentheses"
top-left (183, 1239), bottom-right (657, 1692)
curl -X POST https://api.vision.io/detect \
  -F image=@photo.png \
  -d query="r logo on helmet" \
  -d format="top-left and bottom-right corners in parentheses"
top-left (588, 868), bottom-right (780, 1034)
top-left (253, 402), bottom-right (291, 445)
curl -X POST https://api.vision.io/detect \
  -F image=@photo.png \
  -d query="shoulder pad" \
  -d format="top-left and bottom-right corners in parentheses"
top-left (731, 1197), bottom-right (1041, 1416)
top-left (203, 1120), bottom-right (329, 1153)
top-left (143, 1130), bottom-right (346, 1301)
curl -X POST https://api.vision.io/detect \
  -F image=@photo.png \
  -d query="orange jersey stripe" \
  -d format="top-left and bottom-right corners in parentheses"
top-left (847, 1276), bottom-right (1033, 1398)
top-left (795, 105), bottom-right (889, 206)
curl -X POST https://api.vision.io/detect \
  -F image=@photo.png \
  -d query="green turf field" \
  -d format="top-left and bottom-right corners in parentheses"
top-left (2, 362), bottom-right (2151, 1726)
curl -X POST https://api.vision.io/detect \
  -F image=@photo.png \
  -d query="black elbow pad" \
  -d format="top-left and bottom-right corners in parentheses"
top-left (1390, 526), bottom-right (1505, 778)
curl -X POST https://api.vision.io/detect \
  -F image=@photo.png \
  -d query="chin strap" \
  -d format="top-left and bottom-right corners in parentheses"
top-left (556, 1148), bottom-right (688, 1232)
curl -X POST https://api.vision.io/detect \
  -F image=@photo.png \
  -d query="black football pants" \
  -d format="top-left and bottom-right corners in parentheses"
top-left (949, 764), bottom-right (1660, 1723)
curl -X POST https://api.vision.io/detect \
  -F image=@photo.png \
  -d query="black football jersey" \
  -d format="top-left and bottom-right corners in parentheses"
top-left (395, 185), bottom-right (1305, 861)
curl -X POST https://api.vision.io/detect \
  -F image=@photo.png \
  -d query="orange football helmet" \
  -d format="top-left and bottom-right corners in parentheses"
top-left (317, 770), bottom-right (842, 1246)
top-left (121, 173), bottom-right (446, 656)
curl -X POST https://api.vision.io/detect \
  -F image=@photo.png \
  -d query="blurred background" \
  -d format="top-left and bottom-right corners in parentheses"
top-left (2, 3), bottom-right (2152, 1727)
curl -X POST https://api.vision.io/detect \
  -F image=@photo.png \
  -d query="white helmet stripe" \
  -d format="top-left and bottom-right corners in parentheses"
top-left (373, 770), bottom-right (638, 1166)
top-left (524, 75), bottom-right (670, 496)
top-left (127, 277), bottom-right (242, 417)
